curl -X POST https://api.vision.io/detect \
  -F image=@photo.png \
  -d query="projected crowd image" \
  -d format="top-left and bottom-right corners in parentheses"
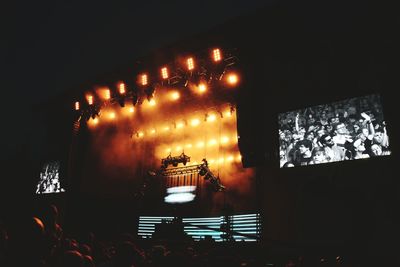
top-left (36, 161), bottom-right (66, 194)
top-left (278, 94), bottom-right (391, 168)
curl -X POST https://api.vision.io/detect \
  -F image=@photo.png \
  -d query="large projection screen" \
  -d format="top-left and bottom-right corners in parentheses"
top-left (278, 94), bottom-right (391, 168)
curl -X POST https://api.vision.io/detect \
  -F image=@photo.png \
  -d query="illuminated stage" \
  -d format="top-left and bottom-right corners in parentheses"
top-left (65, 48), bottom-right (259, 228)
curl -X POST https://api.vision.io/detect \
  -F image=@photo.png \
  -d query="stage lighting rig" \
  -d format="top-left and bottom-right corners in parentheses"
top-left (209, 50), bottom-right (238, 83)
top-left (81, 104), bottom-right (101, 121)
top-left (197, 159), bottom-right (226, 192)
top-left (161, 152), bottom-right (190, 169)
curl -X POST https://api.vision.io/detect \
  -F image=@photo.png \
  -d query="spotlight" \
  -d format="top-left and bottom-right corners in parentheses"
top-left (197, 158), bottom-right (226, 192)
top-left (86, 94), bottom-right (94, 105)
top-left (225, 72), bottom-right (239, 86)
top-left (161, 66), bottom-right (169, 80)
top-left (139, 73), bottom-right (148, 86)
top-left (104, 88), bottom-right (111, 100)
top-left (117, 82), bottom-right (126, 107)
top-left (118, 82), bottom-right (126, 94)
top-left (160, 152), bottom-right (190, 169)
top-left (74, 101), bottom-right (80, 111)
top-left (186, 57), bottom-right (195, 71)
top-left (199, 168), bottom-right (207, 176)
top-left (212, 48), bottom-right (222, 62)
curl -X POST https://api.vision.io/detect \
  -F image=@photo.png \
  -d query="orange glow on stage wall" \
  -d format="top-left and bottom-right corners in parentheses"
top-left (79, 74), bottom-right (254, 214)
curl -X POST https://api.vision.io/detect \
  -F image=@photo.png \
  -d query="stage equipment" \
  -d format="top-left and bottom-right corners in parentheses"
top-left (161, 152), bottom-right (190, 168)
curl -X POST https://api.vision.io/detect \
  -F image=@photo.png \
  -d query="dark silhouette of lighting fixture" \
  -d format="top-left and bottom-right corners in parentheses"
top-left (161, 152), bottom-right (191, 169)
top-left (116, 82), bottom-right (127, 107)
top-left (132, 91), bottom-right (139, 106)
top-left (197, 158), bottom-right (226, 192)
top-left (145, 83), bottom-right (158, 102)
top-left (81, 104), bottom-right (100, 121)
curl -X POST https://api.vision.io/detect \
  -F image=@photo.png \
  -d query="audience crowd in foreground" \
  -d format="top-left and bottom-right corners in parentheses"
top-left (0, 204), bottom-right (380, 267)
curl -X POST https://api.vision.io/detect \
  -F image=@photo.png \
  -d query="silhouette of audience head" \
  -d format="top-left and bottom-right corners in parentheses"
top-left (7, 216), bottom-right (46, 266)
top-left (58, 250), bottom-right (85, 267)
top-left (114, 241), bottom-right (145, 267)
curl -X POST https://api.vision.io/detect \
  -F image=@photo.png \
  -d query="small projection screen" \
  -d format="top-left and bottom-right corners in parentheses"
top-left (36, 161), bottom-right (66, 194)
top-left (278, 94), bottom-right (391, 168)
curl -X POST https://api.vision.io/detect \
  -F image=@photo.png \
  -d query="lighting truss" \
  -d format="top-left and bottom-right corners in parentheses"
top-left (73, 47), bottom-right (239, 119)
top-left (160, 164), bottom-right (201, 176)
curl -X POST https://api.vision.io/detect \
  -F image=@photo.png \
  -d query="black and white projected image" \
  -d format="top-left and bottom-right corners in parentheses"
top-left (35, 161), bottom-right (66, 194)
top-left (278, 94), bottom-right (391, 168)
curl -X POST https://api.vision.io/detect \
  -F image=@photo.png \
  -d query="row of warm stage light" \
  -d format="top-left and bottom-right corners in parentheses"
top-left (161, 134), bottom-right (238, 152)
top-left (88, 105), bottom-right (235, 130)
top-left (74, 48), bottom-right (240, 113)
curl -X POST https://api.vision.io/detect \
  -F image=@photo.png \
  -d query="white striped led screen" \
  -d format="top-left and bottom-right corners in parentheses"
top-left (229, 213), bottom-right (261, 242)
top-left (138, 213), bottom-right (261, 242)
top-left (137, 216), bottom-right (175, 239)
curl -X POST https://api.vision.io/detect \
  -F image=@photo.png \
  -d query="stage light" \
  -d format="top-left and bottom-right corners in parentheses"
top-left (148, 99), bottom-right (156, 106)
top-left (225, 72), bottom-right (239, 86)
top-left (197, 159), bottom-right (225, 192)
top-left (105, 89), bottom-right (111, 100)
top-left (187, 57), bottom-right (195, 71)
top-left (114, 82), bottom-right (126, 107)
top-left (118, 82), bottom-right (126, 94)
top-left (140, 74), bottom-right (148, 86)
top-left (212, 48), bottom-right (222, 62)
top-left (227, 155), bottom-right (234, 162)
top-left (170, 91), bottom-right (180, 101)
top-left (74, 101), bottom-right (80, 111)
top-left (97, 87), bottom-right (112, 100)
top-left (86, 95), bottom-right (94, 105)
top-left (196, 141), bottom-right (204, 148)
top-left (108, 112), bottom-right (116, 120)
top-left (198, 83), bottom-right (207, 93)
top-left (206, 114), bottom-right (216, 122)
top-left (161, 152), bottom-right (190, 168)
top-left (208, 139), bottom-right (217, 146)
top-left (223, 110), bottom-right (231, 118)
top-left (161, 67), bottom-right (169, 79)
top-left (190, 118), bottom-right (200, 127)
top-left (199, 168), bottom-right (207, 176)
top-left (129, 107), bottom-right (134, 113)
top-left (220, 136), bottom-right (229, 144)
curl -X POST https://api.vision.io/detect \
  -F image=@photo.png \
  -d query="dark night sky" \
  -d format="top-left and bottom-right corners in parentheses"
top-left (1, 0), bottom-right (273, 161)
